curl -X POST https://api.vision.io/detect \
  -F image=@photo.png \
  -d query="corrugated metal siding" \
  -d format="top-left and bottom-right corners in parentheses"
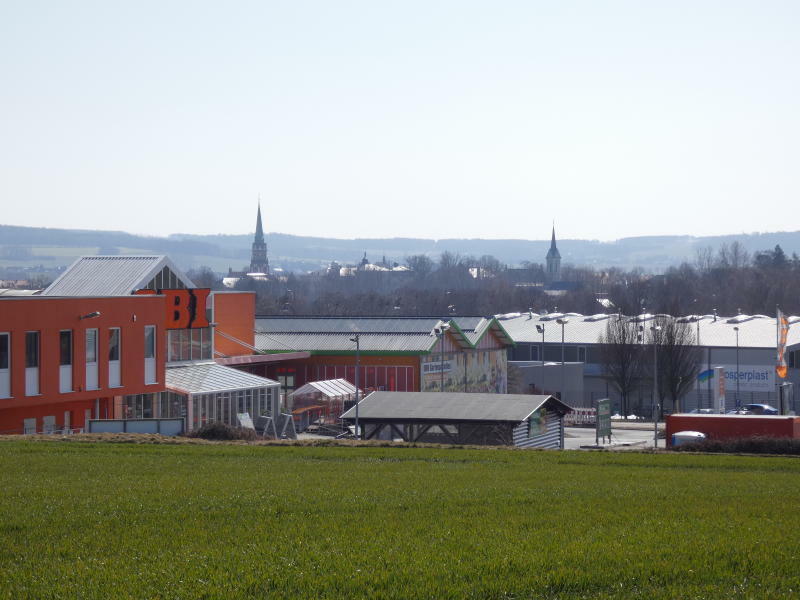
top-left (513, 412), bottom-right (563, 449)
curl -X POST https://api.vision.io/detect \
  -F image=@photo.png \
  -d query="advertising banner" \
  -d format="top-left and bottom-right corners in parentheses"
top-left (698, 365), bottom-right (775, 393)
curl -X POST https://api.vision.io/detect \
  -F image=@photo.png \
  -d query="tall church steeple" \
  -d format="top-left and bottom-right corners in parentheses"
top-left (249, 200), bottom-right (270, 275)
top-left (545, 224), bottom-right (561, 283)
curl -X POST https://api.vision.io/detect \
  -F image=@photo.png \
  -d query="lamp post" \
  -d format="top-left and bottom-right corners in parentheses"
top-left (556, 318), bottom-right (569, 402)
top-left (733, 326), bottom-right (740, 407)
top-left (434, 322), bottom-right (451, 392)
top-left (536, 324), bottom-right (545, 394)
top-left (650, 325), bottom-right (661, 448)
top-left (349, 334), bottom-right (360, 439)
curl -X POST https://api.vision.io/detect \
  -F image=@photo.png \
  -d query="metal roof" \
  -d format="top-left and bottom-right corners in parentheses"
top-left (0, 289), bottom-right (41, 296)
top-left (165, 362), bottom-right (279, 395)
top-left (289, 378), bottom-right (359, 400)
top-left (255, 332), bottom-right (434, 353)
top-left (340, 392), bottom-right (571, 422)
top-left (254, 316), bottom-right (513, 354)
top-left (256, 316), bottom-right (482, 334)
top-left (43, 255), bottom-right (195, 296)
top-left (496, 311), bottom-right (800, 350)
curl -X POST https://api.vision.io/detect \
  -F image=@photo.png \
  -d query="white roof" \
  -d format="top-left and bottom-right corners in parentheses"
top-left (165, 362), bottom-right (279, 395)
top-left (497, 311), bottom-right (800, 349)
top-left (289, 378), bottom-right (360, 400)
top-left (43, 255), bottom-right (194, 296)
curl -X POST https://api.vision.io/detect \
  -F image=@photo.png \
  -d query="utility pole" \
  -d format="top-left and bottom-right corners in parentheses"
top-left (350, 334), bottom-right (360, 439)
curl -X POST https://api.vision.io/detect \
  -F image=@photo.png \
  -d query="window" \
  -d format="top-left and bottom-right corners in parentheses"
top-left (108, 328), bottom-right (121, 388)
top-left (167, 327), bottom-right (212, 362)
top-left (85, 329), bottom-right (99, 391)
top-left (60, 331), bottom-right (72, 366)
top-left (0, 333), bottom-right (8, 370)
top-left (25, 332), bottom-right (39, 395)
top-left (145, 326), bottom-right (156, 359)
top-left (25, 332), bottom-right (39, 368)
top-left (108, 328), bottom-right (120, 361)
top-left (0, 333), bottom-right (9, 399)
top-left (85, 329), bottom-right (97, 364)
top-left (144, 326), bottom-right (157, 384)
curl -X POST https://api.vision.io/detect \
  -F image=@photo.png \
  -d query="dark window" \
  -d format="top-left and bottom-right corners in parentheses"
top-left (108, 328), bottom-right (120, 361)
top-left (0, 334), bottom-right (8, 370)
top-left (60, 331), bottom-right (72, 366)
top-left (25, 332), bottom-right (39, 368)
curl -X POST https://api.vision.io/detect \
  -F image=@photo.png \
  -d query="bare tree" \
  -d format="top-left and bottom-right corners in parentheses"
top-left (647, 317), bottom-right (701, 414)
top-left (598, 315), bottom-right (645, 417)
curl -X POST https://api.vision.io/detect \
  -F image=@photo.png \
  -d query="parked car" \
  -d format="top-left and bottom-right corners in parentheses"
top-left (740, 403), bottom-right (779, 415)
top-left (689, 408), bottom-right (717, 414)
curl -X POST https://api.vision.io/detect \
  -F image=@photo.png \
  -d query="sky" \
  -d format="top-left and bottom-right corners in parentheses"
top-left (1, 1), bottom-right (798, 242)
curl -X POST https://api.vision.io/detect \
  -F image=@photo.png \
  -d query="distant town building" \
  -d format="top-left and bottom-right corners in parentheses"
top-left (224, 202), bottom-right (272, 287)
top-left (545, 225), bottom-right (561, 284)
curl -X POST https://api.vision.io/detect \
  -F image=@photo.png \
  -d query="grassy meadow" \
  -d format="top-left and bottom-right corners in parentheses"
top-left (0, 440), bottom-right (798, 599)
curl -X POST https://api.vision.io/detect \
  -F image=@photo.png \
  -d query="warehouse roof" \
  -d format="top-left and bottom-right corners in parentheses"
top-left (43, 255), bottom-right (194, 297)
top-left (340, 392), bottom-right (571, 422)
top-left (497, 311), bottom-right (800, 349)
top-left (165, 362), bottom-right (279, 395)
top-left (254, 316), bottom-right (514, 354)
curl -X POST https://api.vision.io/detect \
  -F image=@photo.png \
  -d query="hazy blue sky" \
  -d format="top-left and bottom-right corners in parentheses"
top-left (1, 1), bottom-right (798, 241)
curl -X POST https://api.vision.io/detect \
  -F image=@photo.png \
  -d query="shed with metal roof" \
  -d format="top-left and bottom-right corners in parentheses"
top-left (340, 391), bottom-right (571, 449)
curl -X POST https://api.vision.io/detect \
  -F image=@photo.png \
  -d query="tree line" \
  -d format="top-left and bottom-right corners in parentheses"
top-left (186, 240), bottom-right (800, 318)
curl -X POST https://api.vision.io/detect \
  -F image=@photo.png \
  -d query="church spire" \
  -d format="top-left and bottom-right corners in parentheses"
top-left (249, 199), bottom-right (269, 275)
top-left (255, 199), bottom-right (264, 243)
top-left (545, 223), bottom-right (561, 284)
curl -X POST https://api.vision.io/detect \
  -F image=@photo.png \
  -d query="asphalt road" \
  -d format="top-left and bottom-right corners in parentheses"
top-left (564, 424), bottom-right (664, 450)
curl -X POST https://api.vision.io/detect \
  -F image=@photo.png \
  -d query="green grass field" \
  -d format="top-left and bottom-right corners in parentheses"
top-left (0, 441), bottom-right (798, 599)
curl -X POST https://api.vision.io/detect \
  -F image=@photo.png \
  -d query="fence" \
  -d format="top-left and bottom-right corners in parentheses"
top-left (87, 418), bottom-right (185, 436)
top-left (564, 408), bottom-right (596, 426)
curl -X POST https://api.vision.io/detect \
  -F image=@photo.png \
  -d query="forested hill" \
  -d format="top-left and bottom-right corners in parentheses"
top-left (2, 223), bottom-right (800, 273)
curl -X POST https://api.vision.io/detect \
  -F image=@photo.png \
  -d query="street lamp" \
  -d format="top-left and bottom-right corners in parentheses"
top-left (433, 322), bottom-right (451, 392)
top-left (733, 326), bottom-right (740, 407)
top-left (349, 334), bottom-right (360, 439)
top-left (536, 324), bottom-right (545, 394)
top-left (556, 318), bottom-right (569, 402)
top-left (650, 324), bottom-right (662, 448)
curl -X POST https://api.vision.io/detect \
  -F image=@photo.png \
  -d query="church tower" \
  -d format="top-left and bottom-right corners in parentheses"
top-left (249, 202), bottom-right (270, 275)
top-left (545, 225), bottom-right (561, 284)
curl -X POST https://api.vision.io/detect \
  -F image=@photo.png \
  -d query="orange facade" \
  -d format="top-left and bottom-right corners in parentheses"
top-left (0, 295), bottom-right (166, 434)
top-left (212, 292), bottom-right (256, 357)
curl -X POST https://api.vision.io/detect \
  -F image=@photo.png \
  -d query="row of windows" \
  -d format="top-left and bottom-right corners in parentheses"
top-left (0, 326), bottom-right (157, 398)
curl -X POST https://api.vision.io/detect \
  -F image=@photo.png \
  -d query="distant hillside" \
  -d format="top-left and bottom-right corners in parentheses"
top-left (2, 223), bottom-right (799, 274)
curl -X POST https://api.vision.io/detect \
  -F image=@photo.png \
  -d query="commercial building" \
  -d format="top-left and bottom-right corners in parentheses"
top-left (500, 311), bottom-right (800, 414)
top-left (0, 255), bottom-right (279, 434)
top-left (244, 316), bottom-right (514, 399)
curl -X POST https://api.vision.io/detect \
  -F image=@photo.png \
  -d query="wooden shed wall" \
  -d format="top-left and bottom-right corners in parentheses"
top-left (513, 411), bottom-right (563, 449)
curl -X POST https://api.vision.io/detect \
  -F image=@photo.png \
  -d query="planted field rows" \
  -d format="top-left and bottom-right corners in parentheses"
top-left (0, 441), bottom-right (798, 599)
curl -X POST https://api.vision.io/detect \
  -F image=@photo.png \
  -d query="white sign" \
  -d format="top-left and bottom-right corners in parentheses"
top-left (422, 361), bottom-right (453, 375)
top-left (713, 366), bottom-right (725, 413)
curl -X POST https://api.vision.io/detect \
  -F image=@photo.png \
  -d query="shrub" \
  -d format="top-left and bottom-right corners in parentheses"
top-left (188, 422), bottom-right (258, 441)
top-left (674, 436), bottom-right (800, 455)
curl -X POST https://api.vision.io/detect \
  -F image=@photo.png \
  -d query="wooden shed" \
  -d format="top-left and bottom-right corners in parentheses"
top-left (340, 392), bottom-right (572, 449)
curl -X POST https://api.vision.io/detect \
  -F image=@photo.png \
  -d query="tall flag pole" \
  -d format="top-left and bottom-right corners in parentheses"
top-left (776, 306), bottom-right (789, 379)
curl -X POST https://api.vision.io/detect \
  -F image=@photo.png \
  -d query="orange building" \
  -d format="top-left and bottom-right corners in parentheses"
top-left (0, 255), bottom-right (278, 434)
top-left (0, 294), bottom-right (165, 434)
